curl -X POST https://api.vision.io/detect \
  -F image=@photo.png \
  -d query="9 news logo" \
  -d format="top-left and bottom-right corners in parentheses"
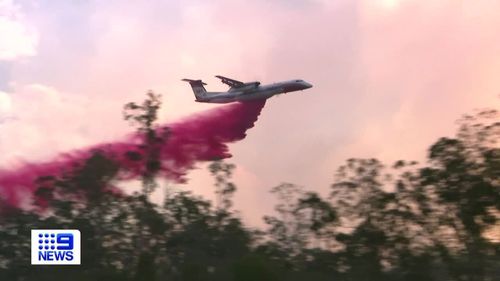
top-left (31, 230), bottom-right (81, 265)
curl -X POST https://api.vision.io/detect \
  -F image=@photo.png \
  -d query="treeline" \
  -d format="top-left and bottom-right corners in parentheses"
top-left (0, 94), bottom-right (498, 280)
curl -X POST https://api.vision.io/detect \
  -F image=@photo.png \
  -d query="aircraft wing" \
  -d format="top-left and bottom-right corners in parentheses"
top-left (215, 75), bottom-right (245, 88)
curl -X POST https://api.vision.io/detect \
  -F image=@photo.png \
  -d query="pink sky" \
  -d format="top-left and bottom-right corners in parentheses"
top-left (0, 0), bottom-right (499, 226)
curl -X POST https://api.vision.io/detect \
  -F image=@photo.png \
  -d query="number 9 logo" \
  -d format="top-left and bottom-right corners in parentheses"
top-left (56, 233), bottom-right (74, 250)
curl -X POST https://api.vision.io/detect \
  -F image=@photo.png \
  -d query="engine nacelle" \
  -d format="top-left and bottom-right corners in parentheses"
top-left (245, 81), bottom-right (260, 88)
top-left (229, 81), bottom-right (261, 92)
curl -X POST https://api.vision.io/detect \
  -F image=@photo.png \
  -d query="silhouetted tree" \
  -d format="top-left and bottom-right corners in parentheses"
top-left (209, 160), bottom-right (237, 213)
top-left (123, 91), bottom-right (165, 196)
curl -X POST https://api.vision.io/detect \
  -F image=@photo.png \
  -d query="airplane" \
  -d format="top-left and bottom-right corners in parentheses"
top-left (182, 75), bottom-right (313, 103)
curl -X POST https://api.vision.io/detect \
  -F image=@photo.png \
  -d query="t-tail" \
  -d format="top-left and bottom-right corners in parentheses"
top-left (182, 79), bottom-right (208, 100)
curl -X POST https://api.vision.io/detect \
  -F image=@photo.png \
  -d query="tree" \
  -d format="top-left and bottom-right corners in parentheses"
top-left (123, 90), bottom-right (166, 196)
top-left (419, 109), bottom-right (500, 280)
top-left (209, 160), bottom-right (237, 213)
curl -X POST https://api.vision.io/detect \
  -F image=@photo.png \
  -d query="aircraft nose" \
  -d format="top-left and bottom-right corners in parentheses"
top-left (303, 81), bottom-right (313, 89)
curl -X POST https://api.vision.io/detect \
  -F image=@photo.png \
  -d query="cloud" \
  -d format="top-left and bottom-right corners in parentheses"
top-left (0, 91), bottom-right (11, 114)
top-left (0, 83), bottom-right (131, 167)
top-left (0, 0), bottom-right (37, 61)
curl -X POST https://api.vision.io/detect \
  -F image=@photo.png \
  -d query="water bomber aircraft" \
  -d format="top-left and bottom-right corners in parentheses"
top-left (182, 75), bottom-right (312, 103)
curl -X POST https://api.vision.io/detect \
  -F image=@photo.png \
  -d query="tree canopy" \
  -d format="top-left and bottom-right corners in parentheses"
top-left (0, 94), bottom-right (498, 281)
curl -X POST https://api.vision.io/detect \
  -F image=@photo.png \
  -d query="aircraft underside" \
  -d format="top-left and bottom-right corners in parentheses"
top-left (198, 91), bottom-right (277, 103)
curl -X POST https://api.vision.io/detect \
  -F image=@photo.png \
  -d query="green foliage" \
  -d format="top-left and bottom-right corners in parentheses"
top-left (209, 160), bottom-right (237, 212)
top-left (1, 98), bottom-right (498, 280)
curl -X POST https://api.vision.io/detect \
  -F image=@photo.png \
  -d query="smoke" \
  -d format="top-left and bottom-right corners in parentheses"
top-left (0, 100), bottom-right (266, 208)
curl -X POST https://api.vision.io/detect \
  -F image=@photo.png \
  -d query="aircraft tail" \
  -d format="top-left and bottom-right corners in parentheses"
top-left (182, 79), bottom-right (208, 100)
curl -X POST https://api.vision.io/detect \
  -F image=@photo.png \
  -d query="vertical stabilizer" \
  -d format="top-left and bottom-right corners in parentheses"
top-left (182, 79), bottom-right (208, 100)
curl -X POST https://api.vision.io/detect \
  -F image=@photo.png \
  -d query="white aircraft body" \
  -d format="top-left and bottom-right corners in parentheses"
top-left (182, 75), bottom-right (313, 104)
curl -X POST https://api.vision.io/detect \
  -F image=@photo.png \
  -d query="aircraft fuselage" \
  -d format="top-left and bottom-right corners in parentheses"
top-left (197, 80), bottom-right (312, 104)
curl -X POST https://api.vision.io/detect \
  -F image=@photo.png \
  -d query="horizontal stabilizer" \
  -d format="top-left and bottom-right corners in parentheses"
top-left (182, 78), bottom-right (207, 85)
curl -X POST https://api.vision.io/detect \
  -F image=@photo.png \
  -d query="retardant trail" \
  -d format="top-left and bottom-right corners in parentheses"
top-left (0, 100), bottom-right (266, 208)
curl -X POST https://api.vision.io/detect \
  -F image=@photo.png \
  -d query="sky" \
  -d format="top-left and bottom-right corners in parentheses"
top-left (0, 0), bottom-right (499, 226)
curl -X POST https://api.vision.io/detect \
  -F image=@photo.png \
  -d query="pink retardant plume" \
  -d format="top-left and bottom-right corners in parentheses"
top-left (0, 100), bottom-right (266, 209)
